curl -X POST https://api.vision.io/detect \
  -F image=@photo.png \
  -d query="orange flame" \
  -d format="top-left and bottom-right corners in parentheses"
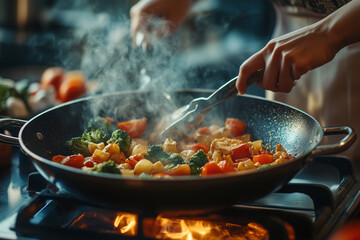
top-left (113, 212), bottom-right (137, 236)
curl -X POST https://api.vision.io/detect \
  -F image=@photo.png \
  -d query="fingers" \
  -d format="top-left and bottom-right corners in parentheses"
top-left (236, 51), bottom-right (265, 95)
top-left (277, 52), bottom-right (295, 93)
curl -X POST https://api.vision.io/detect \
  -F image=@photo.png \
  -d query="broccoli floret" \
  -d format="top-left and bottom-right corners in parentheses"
top-left (168, 153), bottom-right (184, 165)
top-left (107, 129), bottom-right (132, 154)
top-left (66, 137), bottom-right (91, 157)
top-left (165, 163), bottom-right (177, 170)
top-left (82, 128), bottom-right (109, 144)
top-left (145, 145), bottom-right (170, 163)
top-left (188, 150), bottom-right (208, 175)
top-left (258, 164), bottom-right (272, 170)
top-left (87, 117), bottom-right (113, 134)
top-left (91, 160), bottom-right (119, 174)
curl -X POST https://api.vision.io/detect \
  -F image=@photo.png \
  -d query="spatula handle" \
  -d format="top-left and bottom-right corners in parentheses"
top-left (204, 68), bottom-right (264, 109)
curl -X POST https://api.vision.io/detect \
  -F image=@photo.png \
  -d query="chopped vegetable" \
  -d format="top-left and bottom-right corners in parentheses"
top-left (82, 128), bottom-right (110, 144)
top-left (58, 71), bottom-right (87, 102)
top-left (107, 129), bottom-right (132, 155)
top-left (87, 116), bottom-right (114, 135)
top-left (188, 150), bottom-right (208, 175)
top-left (225, 118), bottom-right (246, 136)
top-left (201, 161), bottom-right (223, 176)
top-left (253, 154), bottom-right (274, 165)
top-left (53, 116), bottom-right (294, 178)
top-left (66, 137), bottom-right (91, 157)
top-left (117, 117), bottom-right (147, 138)
top-left (144, 145), bottom-right (169, 163)
top-left (91, 160), bottom-right (119, 174)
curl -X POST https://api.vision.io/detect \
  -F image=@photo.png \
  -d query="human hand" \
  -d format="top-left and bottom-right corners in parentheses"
top-left (236, 21), bottom-right (339, 94)
top-left (130, 0), bottom-right (192, 49)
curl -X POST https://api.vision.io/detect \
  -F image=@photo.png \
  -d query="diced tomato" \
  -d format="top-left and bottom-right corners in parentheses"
top-left (125, 153), bottom-right (144, 168)
top-left (84, 159), bottom-right (95, 168)
top-left (117, 117), bottom-right (147, 139)
top-left (184, 143), bottom-right (209, 153)
top-left (218, 160), bottom-right (236, 173)
top-left (225, 118), bottom-right (246, 136)
top-left (58, 71), bottom-right (87, 102)
top-left (51, 155), bottom-right (66, 163)
top-left (231, 143), bottom-right (251, 160)
top-left (252, 154), bottom-right (274, 165)
top-left (196, 126), bottom-right (211, 135)
top-left (201, 162), bottom-right (223, 176)
top-left (61, 154), bottom-right (85, 168)
top-left (185, 126), bottom-right (211, 143)
top-left (102, 117), bottom-right (114, 124)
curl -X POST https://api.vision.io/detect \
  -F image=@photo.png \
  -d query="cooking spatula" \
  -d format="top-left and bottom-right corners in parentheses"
top-left (150, 69), bottom-right (264, 143)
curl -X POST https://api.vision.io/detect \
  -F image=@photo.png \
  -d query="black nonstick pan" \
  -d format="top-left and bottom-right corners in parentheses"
top-left (0, 90), bottom-right (356, 211)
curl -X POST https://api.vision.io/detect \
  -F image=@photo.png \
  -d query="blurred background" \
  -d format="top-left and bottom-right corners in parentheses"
top-left (0, 0), bottom-right (275, 97)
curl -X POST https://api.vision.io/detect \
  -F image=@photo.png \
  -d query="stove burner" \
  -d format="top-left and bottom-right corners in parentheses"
top-left (10, 156), bottom-right (360, 240)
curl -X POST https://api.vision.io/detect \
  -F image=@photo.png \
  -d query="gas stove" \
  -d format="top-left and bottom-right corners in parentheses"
top-left (1, 149), bottom-right (360, 240)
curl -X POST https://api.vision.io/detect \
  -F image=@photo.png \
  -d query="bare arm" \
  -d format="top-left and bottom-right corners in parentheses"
top-left (236, 0), bottom-right (360, 94)
top-left (130, 0), bottom-right (192, 48)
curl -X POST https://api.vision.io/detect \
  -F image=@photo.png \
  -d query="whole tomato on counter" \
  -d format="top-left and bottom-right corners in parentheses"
top-left (58, 71), bottom-right (87, 102)
top-left (40, 67), bottom-right (87, 103)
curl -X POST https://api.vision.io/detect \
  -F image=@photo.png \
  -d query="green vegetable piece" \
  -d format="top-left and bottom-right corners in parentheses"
top-left (66, 137), bottom-right (91, 157)
top-left (258, 164), bottom-right (272, 170)
top-left (168, 153), bottom-right (184, 165)
top-left (188, 150), bottom-right (208, 175)
top-left (82, 128), bottom-right (109, 144)
top-left (91, 160), bottom-right (119, 174)
top-left (145, 145), bottom-right (170, 164)
top-left (87, 117), bottom-right (113, 134)
top-left (107, 129), bottom-right (132, 154)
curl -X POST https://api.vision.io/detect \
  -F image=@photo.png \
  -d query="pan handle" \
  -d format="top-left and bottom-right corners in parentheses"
top-left (312, 126), bottom-right (357, 156)
top-left (0, 118), bottom-right (27, 147)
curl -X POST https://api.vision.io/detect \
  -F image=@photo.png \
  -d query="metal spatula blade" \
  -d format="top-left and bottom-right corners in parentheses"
top-left (150, 69), bottom-right (264, 143)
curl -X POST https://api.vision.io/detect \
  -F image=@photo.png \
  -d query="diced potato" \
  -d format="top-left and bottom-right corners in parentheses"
top-left (237, 159), bottom-right (256, 171)
top-left (271, 157), bottom-right (288, 165)
top-left (129, 138), bottom-right (148, 153)
top-left (166, 164), bottom-right (191, 176)
top-left (236, 134), bottom-right (251, 143)
top-left (134, 159), bottom-right (153, 175)
top-left (121, 169), bottom-right (134, 176)
top-left (209, 124), bottom-right (220, 133)
top-left (179, 150), bottom-right (195, 161)
top-left (110, 152), bottom-right (126, 164)
top-left (132, 144), bottom-right (149, 155)
top-left (92, 149), bottom-right (110, 163)
top-left (251, 140), bottom-right (263, 152)
top-left (151, 161), bottom-right (166, 174)
top-left (163, 138), bottom-right (177, 153)
top-left (104, 143), bottom-right (120, 155)
top-left (195, 134), bottom-right (214, 146)
top-left (276, 143), bottom-right (286, 152)
top-left (210, 137), bottom-right (243, 155)
top-left (211, 150), bottom-right (223, 163)
top-left (212, 127), bottom-right (232, 139)
top-left (119, 163), bottom-right (132, 170)
top-left (254, 162), bottom-right (262, 167)
top-left (88, 142), bottom-right (105, 155)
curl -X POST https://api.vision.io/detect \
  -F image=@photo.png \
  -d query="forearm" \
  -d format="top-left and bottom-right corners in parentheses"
top-left (321, 0), bottom-right (360, 52)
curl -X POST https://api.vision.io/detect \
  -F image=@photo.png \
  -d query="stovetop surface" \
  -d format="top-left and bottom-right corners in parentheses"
top-left (1, 148), bottom-right (360, 240)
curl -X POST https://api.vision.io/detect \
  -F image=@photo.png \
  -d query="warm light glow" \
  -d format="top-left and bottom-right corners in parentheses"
top-left (113, 212), bottom-right (137, 236)
top-left (16, 0), bottom-right (28, 28)
top-left (284, 223), bottom-right (295, 240)
top-left (143, 215), bottom-right (269, 240)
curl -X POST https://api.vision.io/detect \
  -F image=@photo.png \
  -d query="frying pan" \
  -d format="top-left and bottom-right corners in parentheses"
top-left (0, 90), bottom-right (356, 211)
